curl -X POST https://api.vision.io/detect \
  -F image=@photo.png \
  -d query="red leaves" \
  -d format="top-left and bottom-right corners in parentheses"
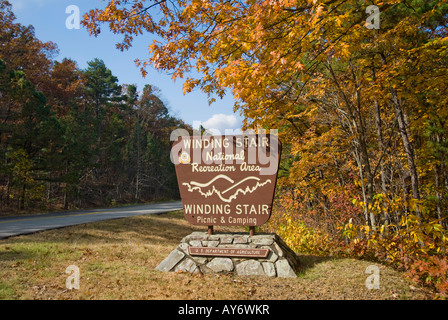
top-left (405, 255), bottom-right (448, 298)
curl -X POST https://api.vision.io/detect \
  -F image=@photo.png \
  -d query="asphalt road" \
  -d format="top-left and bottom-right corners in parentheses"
top-left (0, 201), bottom-right (183, 239)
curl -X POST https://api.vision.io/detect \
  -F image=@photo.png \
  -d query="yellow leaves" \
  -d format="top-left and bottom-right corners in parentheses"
top-left (182, 78), bottom-right (200, 94)
top-left (337, 42), bottom-right (351, 59)
top-left (410, 230), bottom-right (425, 244)
top-left (311, 5), bottom-right (323, 24)
top-left (84, 2), bottom-right (448, 272)
top-left (399, 213), bottom-right (420, 227)
top-left (274, 214), bottom-right (332, 255)
top-left (343, 219), bottom-right (357, 239)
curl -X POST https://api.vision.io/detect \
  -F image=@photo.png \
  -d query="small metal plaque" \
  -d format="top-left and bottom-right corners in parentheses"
top-left (188, 246), bottom-right (269, 258)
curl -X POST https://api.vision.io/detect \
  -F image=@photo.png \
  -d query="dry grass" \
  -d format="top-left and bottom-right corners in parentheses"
top-left (0, 211), bottom-right (434, 300)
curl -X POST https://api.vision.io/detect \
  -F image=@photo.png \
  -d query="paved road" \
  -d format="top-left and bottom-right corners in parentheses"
top-left (0, 201), bottom-right (183, 239)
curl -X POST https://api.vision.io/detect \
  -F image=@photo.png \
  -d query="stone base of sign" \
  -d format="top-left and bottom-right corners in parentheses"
top-left (155, 232), bottom-right (300, 278)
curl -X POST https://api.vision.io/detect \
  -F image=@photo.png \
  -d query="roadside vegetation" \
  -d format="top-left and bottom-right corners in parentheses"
top-left (0, 211), bottom-right (433, 300)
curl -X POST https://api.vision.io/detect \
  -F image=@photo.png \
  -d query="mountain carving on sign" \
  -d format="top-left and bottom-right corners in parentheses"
top-left (182, 174), bottom-right (272, 203)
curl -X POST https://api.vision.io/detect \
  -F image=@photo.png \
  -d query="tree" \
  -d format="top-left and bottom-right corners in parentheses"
top-left (84, 58), bottom-right (122, 120)
top-left (127, 84), bottom-right (184, 201)
top-left (82, 0), bottom-right (448, 213)
top-left (0, 59), bottom-right (63, 209)
top-left (82, 1), bottom-right (448, 295)
top-left (0, 0), bottom-right (57, 91)
top-left (43, 58), bottom-right (85, 117)
top-left (1, 0), bottom-right (187, 212)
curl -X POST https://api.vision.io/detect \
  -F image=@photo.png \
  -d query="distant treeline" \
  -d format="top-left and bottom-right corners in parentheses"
top-left (0, 2), bottom-right (189, 213)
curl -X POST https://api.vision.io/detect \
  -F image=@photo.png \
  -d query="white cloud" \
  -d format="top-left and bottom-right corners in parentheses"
top-left (9, 0), bottom-right (45, 10)
top-left (200, 114), bottom-right (242, 135)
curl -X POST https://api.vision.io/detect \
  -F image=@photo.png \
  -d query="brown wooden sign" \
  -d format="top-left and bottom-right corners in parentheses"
top-left (188, 247), bottom-right (270, 258)
top-left (171, 134), bottom-right (281, 227)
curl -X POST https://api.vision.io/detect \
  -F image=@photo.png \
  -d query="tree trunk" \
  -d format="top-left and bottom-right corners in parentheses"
top-left (391, 90), bottom-right (421, 218)
top-left (19, 182), bottom-right (26, 210)
top-left (435, 164), bottom-right (442, 221)
top-left (352, 67), bottom-right (376, 231)
top-left (327, 60), bottom-right (376, 230)
top-left (378, 52), bottom-right (421, 219)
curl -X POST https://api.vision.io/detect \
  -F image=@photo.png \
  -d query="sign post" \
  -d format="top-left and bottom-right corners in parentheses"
top-left (155, 132), bottom-right (300, 278)
top-left (172, 134), bottom-right (281, 232)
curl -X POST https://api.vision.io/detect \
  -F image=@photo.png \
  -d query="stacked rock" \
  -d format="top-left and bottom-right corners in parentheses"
top-left (156, 232), bottom-right (300, 278)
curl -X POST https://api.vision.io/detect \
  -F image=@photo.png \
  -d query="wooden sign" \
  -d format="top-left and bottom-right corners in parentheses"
top-left (172, 134), bottom-right (281, 227)
top-left (188, 247), bottom-right (270, 258)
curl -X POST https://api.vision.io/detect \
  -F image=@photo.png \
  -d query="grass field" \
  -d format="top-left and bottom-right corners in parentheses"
top-left (0, 210), bottom-right (434, 300)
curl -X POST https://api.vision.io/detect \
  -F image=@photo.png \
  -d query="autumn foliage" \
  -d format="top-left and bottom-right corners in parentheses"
top-left (82, 0), bottom-right (448, 297)
top-left (0, 1), bottom-right (188, 213)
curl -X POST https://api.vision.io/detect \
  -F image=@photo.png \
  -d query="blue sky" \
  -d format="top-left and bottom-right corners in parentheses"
top-left (8, 0), bottom-right (243, 132)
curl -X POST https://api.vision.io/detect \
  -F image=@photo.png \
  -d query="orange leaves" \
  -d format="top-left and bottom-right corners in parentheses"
top-left (311, 5), bottom-right (323, 24)
top-left (82, 0), bottom-right (303, 106)
top-left (84, 0), bottom-right (448, 255)
top-left (81, 0), bottom-right (447, 122)
top-left (182, 77), bottom-right (200, 94)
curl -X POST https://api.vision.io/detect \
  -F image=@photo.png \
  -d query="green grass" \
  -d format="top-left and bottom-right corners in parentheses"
top-left (0, 211), bottom-right (435, 300)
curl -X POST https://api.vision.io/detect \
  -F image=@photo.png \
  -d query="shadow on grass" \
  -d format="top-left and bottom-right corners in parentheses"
top-left (0, 211), bottom-right (242, 250)
top-left (0, 212), bottom-right (200, 264)
top-left (297, 254), bottom-right (339, 275)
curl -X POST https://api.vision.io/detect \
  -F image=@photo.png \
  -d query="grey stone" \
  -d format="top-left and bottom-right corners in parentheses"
top-left (273, 243), bottom-right (284, 257)
top-left (189, 231), bottom-right (208, 238)
top-left (207, 258), bottom-right (234, 273)
top-left (234, 237), bottom-right (248, 244)
top-left (175, 257), bottom-right (198, 273)
top-left (220, 237), bottom-right (233, 244)
top-left (224, 244), bottom-right (252, 248)
top-left (252, 238), bottom-right (274, 246)
top-left (155, 249), bottom-right (185, 272)
top-left (203, 240), bottom-right (220, 247)
top-left (277, 237), bottom-right (296, 255)
top-left (182, 232), bottom-right (207, 242)
top-left (250, 234), bottom-right (276, 242)
top-left (275, 259), bottom-right (297, 278)
top-left (157, 232), bottom-right (300, 278)
top-left (178, 242), bottom-right (190, 252)
top-left (192, 256), bottom-right (208, 264)
top-left (189, 240), bottom-right (202, 247)
top-left (262, 262), bottom-right (276, 277)
top-left (265, 249), bottom-right (278, 263)
top-left (199, 264), bottom-right (214, 274)
top-left (236, 260), bottom-right (265, 276)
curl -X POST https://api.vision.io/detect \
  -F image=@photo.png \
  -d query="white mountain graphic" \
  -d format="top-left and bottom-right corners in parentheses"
top-left (182, 174), bottom-right (272, 203)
